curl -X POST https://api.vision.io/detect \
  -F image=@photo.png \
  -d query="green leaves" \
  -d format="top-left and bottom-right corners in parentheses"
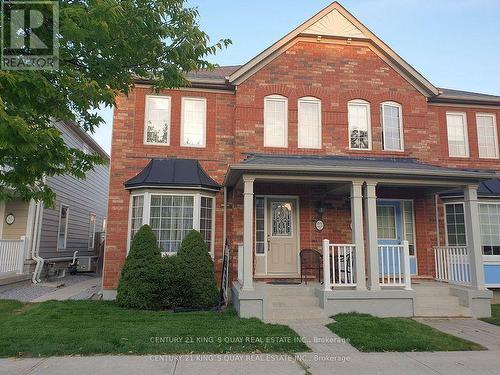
top-left (0, 0), bottom-right (230, 205)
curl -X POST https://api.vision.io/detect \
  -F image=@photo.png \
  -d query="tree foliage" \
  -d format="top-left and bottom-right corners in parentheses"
top-left (0, 0), bottom-right (230, 205)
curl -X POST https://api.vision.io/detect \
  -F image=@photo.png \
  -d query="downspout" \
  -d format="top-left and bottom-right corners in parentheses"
top-left (223, 186), bottom-right (227, 247)
top-left (434, 194), bottom-right (440, 246)
top-left (31, 201), bottom-right (44, 283)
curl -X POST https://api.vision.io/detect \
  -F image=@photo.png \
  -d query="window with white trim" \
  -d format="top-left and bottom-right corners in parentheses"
top-left (402, 201), bottom-right (416, 256)
top-left (348, 99), bottom-right (371, 149)
top-left (130, 195), bottom-right (144, 242)
top-left (200, 197), bottom-right (214, 252)
top-left (144, 95), bottom-right (171, 145)
top-left (446, 112), bottom-right (469, 157)
top-left (298, 97), bottom-right (321, 149)
top-left (381, 102), bottom-right (403, 151)
top-left (57, 204), bottom-right (69, 250)
top-left (445, 203), bottom-right (466, 246)
top-left (181, 97), bottom-right (206, 147)
top-left (479, 203), bottom-right (500, 255)
top-left (264, 95), bottom-right (288, 147)
top-left (476, 114), bottom-right (499, 159)
top-left (255, 197), bottom-right (265, 254)
top-left (88, 213), bottom-right (96, 249)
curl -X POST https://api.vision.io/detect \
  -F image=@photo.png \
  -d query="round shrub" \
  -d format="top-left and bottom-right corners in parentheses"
top-left (116, 225), bottom-right (165, 310)
top-left (171, 230), bottom-right (219, 308)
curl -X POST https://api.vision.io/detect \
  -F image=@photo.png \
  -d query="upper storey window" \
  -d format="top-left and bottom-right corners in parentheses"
top-left (348, 99), bottom-right (371, 150)
top-left (446, 112), bottom-right (469, 157)
top-left (381, 102), bottom-right (403, 151)
top-left (264, 95), bottom-right (288, 148)
top-left (181, 97), bottom-right (207, 147)
top-left (476, 113), bottom-right (499, 159)
top-left (144, 95), bottom-right (171, 145)
top-left (298, 97), bottom-right (321, 149)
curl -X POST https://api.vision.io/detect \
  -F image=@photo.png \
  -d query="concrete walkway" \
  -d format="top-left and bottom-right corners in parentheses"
top-left (415, 317), bottom-right (500, 351)
top-left (2, 351), bottom-right (500, 375)
top-left (31, 277), bottom-right (100, 302)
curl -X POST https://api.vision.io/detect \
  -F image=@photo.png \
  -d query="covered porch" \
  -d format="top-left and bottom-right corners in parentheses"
top-left (226, 155), bottom-right (495, 320)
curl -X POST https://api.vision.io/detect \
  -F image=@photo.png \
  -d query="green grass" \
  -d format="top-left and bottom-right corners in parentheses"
top-left (327, 313), bottom-right (484, 352)
top-left (481, 304), bottom-right (500, 326)
top-left (0, 300), bottom-right (308, 358)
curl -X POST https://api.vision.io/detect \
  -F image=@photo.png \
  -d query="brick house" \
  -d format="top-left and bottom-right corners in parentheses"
top-left (103, 2), bottom-right (500, 320)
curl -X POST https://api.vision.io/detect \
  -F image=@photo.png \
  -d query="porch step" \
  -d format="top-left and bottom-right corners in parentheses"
top-left (413, 282), bottom-right (472, 317)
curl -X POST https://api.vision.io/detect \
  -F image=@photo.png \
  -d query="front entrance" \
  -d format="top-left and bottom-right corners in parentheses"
top-left (266, 198), bottom-right (299, 275)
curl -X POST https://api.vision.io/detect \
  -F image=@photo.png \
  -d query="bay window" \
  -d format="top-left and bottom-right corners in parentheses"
top-left (479, 203), bottom-right (500, 255)
top-left (128, 192), bottom-right (215, 255)
top-left (445, 203), bottom-right (467, 246)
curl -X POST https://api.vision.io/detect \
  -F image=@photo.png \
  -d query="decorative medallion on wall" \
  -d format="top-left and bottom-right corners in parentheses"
top-left (5, 213), bottom-right (15, 225)
top-left (315, 219), bottom-right (324, 232)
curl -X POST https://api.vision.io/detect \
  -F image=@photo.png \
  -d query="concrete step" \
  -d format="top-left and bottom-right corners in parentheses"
top-left (414, 283), bottom-right (473, 317)
top-left (268, 296), bottom-right (320, 308)
top-left (265, 285), bottom-right (317, 297)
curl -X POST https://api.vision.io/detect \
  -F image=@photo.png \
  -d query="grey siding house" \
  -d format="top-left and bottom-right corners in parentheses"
top-left (0, 121), bottom-right (110, 284)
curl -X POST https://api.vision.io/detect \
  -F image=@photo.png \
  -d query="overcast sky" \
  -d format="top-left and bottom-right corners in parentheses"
top-left (91, 0), bottom-right (500, 154)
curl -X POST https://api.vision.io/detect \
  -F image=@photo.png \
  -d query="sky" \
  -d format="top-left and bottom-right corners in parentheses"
top-left (92, 0), bottom-right (500, 154)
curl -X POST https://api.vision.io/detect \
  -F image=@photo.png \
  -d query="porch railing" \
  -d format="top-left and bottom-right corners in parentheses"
top-left (434, 246), bottom-right (471, 285)
top-left (322, 240), bottom-right (356, 289)
top-left (378, 241), bottom-right (412, 289)
top-left (0, 237), bottom-right (26, 275)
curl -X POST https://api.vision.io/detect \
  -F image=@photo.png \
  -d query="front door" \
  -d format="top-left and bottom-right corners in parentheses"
top-left (267, 198), bottom-right (298, 275)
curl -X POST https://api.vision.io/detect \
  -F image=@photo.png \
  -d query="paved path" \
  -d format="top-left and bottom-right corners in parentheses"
top-left (31, 277), bottom-right (100, 302)
top-left (415, 318), bottom-right (500, 351)
top-left (2, 351), bottom-right (500, 375)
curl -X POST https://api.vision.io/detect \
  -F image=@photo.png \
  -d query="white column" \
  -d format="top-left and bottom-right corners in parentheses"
top-left (322, 239), bottom-right (331, 291)
top-left (242, 176), bottom-right (255, 291)
top-left (364, 181), bottom-right (380, 290)
top-left (463, 184), bottom-right (486, 290)
top-left (351, 180), bottom-right (366, 290)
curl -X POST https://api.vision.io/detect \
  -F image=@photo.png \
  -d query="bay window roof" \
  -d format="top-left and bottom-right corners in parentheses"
top-left (124, 158), bottom-right (221, 191)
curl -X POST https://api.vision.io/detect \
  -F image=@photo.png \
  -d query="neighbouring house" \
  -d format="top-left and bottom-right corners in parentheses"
top-left (0, 120), bottom-right (110, 285)
top-left (102, 2), bottom-right (500, 320)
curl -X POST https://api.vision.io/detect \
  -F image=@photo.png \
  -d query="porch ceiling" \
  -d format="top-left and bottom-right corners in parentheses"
top-left (224, 154), bottom-right (498, 188)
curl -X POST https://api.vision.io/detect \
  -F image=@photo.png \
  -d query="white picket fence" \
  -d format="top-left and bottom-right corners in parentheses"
top-left (0, 237), bottom-right (26, 275)
top-left (434, 246), bottom-right (471, 285)
top-left (322, 241), bottom-right (356, 289)
top-left (378, 241), bottom-right (412, 289)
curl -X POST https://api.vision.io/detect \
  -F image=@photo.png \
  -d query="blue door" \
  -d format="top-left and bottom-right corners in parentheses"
top-left (377, 200), bottom-right (417, 275)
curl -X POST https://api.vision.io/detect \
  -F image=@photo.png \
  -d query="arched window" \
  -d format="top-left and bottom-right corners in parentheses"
top-left (348, 99), bottom-right (371, 150)
top-left (381, 101), bottom-right (404, 151)
top-left (264, 95), bottom-right (288, 147)
top-left (298, 97), bottom-right (322, 149)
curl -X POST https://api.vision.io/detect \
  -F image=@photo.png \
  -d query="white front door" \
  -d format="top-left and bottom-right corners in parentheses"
top-left (266, 198), bottom-right (298, 275)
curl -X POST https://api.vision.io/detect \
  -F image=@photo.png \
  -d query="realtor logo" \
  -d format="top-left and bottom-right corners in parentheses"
top-left (1, 0), bottom-right (59, 70)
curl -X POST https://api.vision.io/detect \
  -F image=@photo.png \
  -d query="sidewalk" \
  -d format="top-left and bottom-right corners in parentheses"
top-left (2, 350), bottom-right (500, 375)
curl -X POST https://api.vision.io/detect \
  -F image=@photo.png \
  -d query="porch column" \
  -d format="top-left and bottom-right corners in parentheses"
top-left (242, 176), bottom-right (255, 291)
top-left (351, 180), bottom-right (366, 290)
top-left (463, 184), bottom-right (486, 290)
top-left (364, 181), bottom-right (380, 290)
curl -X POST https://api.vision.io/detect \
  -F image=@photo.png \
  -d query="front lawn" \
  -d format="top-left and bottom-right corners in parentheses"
top-left (327, 313), bottom-right (484, 352)
top-left (481, 304), bottom-right (500, 326)
top-left (0, 300), bottom-right (308, 357)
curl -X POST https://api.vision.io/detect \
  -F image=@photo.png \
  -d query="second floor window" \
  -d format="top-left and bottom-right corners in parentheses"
top-left (446, 112), bottom-right (469, 157)
top-left (264, 95), bottom-right (288, 147)
top-left (144, 95), bottom-right (171, 145)
top-left (476, 113), bottom-right (498, 159)
top-left (298, 97), bottom-right (321, 149)
top-left (181, 97), bottom-right (207, 147)
top-left (348, 99), bottom-right (371, 149)
top-left (381, 102), bottom-right (403, 151)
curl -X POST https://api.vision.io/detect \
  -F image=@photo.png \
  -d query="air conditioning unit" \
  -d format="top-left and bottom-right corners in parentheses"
top-left (77, 256), bottom-right (94, 272)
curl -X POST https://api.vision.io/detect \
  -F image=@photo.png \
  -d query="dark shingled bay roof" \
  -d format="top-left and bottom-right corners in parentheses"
top-left (124, 158), bottom-right (221, 191)
top-left (442, 178), bottom-right (500, 198)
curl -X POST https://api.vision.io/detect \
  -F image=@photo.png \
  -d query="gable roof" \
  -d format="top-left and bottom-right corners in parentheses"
top-left (124, 158), bottom-right (221, 191)
top-left (228, 2), bottom-right (439, 96)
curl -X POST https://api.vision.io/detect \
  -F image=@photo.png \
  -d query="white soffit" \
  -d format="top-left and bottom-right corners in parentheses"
top-left (302, 8), bottom-right (367, 38)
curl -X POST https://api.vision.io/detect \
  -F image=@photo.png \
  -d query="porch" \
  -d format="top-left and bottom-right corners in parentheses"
top-left (227, 154), bottom-right (495, 320)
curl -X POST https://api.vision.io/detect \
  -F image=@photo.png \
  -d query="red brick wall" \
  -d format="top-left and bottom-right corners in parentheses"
top-left (103, 39), bottom-right (499, 290)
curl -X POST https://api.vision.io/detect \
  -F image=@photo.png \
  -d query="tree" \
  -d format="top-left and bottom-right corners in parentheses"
top-left (0, 0), bottom-right (230, 206)
top-left (116, 225), bottom-right (165, 310)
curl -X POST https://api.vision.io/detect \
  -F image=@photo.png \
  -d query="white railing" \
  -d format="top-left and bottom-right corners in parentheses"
top-left (378, 241), bottom-right (412, 290)
top-left (0, 236), bottom-right (26, 275)
top-left (322, 240), bottom-right (356, 290)
top-left (434, 246), bottom-right (471, 285)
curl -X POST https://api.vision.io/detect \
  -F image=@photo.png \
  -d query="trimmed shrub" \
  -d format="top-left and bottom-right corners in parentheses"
top-left (170, 230), bottom-right (219, 308)
top-left (116, 225), bottom-right (165, 310)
